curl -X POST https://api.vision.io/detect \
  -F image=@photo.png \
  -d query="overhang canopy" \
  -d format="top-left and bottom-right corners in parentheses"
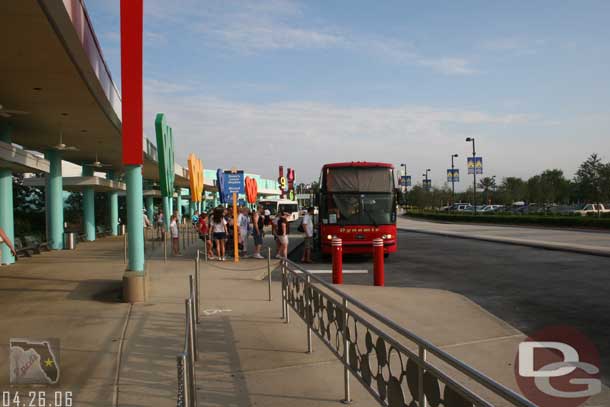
top-left (0, 141), bottom-right (50, 173)
top-left (24, 176), bottom-right (126, 192)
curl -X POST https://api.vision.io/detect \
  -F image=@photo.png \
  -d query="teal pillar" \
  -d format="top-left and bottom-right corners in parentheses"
top-left (82, 166), bottom-right (95, 241)
top-left (107, 171), bottom-right (119, 236)
top-left (126, 165), bottom-right (144, 272)
top-left (162, 196), bottom-right (170, 231)
top-left (176, 192), bottom-right (183, 223)
top-left (190, 201), bottom-right (196, 217)
top-left (0, 128), bottom-right (15, 265)
top-left (45, 150), bottom-right (64, 250)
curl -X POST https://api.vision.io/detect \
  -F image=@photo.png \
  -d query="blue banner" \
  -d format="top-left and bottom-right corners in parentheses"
top-left (423, 179), bottom-right (432, 191)
top-left (467, 157), bottom-right (483, 175)
top-left (399, 175), bottom-right (412, 187)
top-left (447, 169), bottom-right (460, 182)
top-left (216, 168), bottom-right (230, 204)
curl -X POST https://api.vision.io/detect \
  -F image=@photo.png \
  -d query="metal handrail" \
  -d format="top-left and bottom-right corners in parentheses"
top-left (281, 258), bottom-right (538, 407)
top-left (176, 262), bottom-right (201, 407)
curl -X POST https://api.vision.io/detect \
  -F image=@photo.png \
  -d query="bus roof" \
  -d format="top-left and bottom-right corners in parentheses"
top-left (322, 162), bottom-right (394, 169)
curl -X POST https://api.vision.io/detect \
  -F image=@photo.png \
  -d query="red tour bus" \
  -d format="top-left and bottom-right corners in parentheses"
top-left (317, 162), bottom-right (398, 256)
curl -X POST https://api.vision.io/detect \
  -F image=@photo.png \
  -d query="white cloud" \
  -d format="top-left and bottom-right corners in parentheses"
top-left (142, 80), bottom-right (538, 182)
top-left (207, 21), bottom-right (344, 52)
top-left (479, 37), bottom-right (546, 55)
top-left (418, 57), bottom-right (477, 75)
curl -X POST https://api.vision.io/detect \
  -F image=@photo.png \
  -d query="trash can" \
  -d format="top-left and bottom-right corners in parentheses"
top-left (64, 232), bottom-right (76, 250)
top-left (120, 225), bottom-right (126, 236)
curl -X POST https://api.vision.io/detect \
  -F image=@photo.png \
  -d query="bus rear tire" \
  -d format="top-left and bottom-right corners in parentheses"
top-left (384, 253), bottom-right (389, 259)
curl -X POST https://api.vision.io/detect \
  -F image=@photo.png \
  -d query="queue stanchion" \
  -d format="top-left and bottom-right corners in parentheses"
top-left (332, 237), bottom-right (343, 285)
top-left (373, 238), bottom-right (385, 286)
top-left (123, 232), bottom-right (127, 264)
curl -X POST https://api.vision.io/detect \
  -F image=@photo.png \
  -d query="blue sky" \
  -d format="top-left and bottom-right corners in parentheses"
top-left (85, 0), bottom-right (610, 187)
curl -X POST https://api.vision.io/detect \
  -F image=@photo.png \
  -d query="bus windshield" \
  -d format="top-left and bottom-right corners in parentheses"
top-left (326, 166), bottom-right (394, 193)
top-left (325, 192), bottom-right (394, 225)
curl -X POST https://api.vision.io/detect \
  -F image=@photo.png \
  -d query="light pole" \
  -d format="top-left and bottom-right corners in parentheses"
top-left (451, 153), bottom-right (458, 205)
top-left (400, 163), bottom-right (407, 207)
top-left (465, 137), bottom-right (477, 214)
top-left (423, 169), bottom-right (431, 190)
top-left (490, 175), bottom-right (497, 204)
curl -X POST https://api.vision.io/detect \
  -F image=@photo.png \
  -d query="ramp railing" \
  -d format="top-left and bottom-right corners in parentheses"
top-left (280, 258), bottom-right (538, 407)
top-left (176, 254), bottom-right (201, 407)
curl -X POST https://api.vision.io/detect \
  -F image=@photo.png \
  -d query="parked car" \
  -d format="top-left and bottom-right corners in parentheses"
top-left (480, 205), bottom-right (504, 213)
top-left (572, 204), bottom-right (610, 216)
top-left (442, 203), bottom-right (471, 212)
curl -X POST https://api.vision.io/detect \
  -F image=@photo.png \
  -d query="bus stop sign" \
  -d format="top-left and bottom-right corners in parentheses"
top-left (223, 170), bottom-right (244, 194)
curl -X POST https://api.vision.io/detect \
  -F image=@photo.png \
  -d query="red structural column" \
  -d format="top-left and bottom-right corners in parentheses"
top-left (120, 0), bottom-right (143, 165)
top-left (331, 238), bottom-right (343, 284)
top-left (373, 238), bottom-right (384, 286)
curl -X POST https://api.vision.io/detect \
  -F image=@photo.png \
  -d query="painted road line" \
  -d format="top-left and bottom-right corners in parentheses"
top-left (295, 269), bottom-right (369, 274)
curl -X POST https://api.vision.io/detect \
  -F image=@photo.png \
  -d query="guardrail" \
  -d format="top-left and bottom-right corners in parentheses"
top-left (280, 258), bottom-right (538, 407)
top-left (176, 254), bottom-right (201, 407)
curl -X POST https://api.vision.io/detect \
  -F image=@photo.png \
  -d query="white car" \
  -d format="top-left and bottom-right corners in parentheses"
top-left (572, 204), bottom-right (610, 216)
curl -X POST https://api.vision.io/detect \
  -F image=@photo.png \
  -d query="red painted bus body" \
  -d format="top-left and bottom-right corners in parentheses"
top-left (318, 162), bottom-right (398, 256)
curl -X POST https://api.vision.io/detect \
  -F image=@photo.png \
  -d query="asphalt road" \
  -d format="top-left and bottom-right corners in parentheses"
top-left (290, 230), bottom-right (610, 383)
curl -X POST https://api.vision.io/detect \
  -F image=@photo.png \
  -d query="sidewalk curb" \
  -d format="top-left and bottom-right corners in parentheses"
top-left (398, 227), bottom-right (610, 258)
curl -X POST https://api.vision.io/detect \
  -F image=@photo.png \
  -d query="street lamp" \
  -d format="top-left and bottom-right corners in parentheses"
top-left (451, 153), bottom-right (458, 205)
top-left (465, 137), bottom-right (477, 214)
top-left (490, 175), bottom-right (497, 204)
top-left (423, 168), bottom-right (431, 191)
top-left (400, 163), bottom-right (407, 189)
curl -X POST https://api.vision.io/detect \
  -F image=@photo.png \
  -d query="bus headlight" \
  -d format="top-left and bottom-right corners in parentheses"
top-left (327, 235), bottom-right (333, 240)
top-left (382, 234), bottom-right (393, 239)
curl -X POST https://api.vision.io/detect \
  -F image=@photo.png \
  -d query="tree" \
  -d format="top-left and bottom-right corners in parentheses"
top-left (478, 177), bottom-right (497, 204)
top-left (574, 154), bottom-right (610, 203)
top-left (12, 173), bottom-right (46, 236)
top-left (497, 177), bottom-right (527, 204)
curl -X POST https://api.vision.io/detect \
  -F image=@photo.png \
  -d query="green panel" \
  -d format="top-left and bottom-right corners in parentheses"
top-left (154, 113), bottom-right (175, 197)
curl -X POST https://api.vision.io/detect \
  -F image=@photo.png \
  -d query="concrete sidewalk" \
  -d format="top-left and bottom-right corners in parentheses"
top-left (398, 216), bottom-right (610, 257)
top-left (1, 233), bottom-right (608, 406)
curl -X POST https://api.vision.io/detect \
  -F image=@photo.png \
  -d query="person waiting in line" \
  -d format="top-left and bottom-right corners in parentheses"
top-left (209, 208), bottom-right (228, 261)
top-left (197, 212), bottom-right (214, 259)
top-left (226, 212), bottom-right (235, 257)
top-left (157, 209), bottom-right (165, 241)
top-left (238, 207), bottom-right (250, 257)
top-left (300, 207), bottom-right (315, 263)
top-left (143, 209), bottom-right (151, 228)
top-left (0, 227), bottom-right (17, 261)
top-left (169, 214), bottom-right (181, 256)
top-left (271, 213), bottom-right (281, 255)
top-left (276, 211), bottom-right (289, 259)
top-left (252, 206), bottom-right (265, 259)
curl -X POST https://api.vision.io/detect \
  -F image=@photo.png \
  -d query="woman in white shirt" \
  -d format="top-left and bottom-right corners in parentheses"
top-left (170, 215), bottom-right (181, 256)
top-left (209, 208), bottom-right (228, 261)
